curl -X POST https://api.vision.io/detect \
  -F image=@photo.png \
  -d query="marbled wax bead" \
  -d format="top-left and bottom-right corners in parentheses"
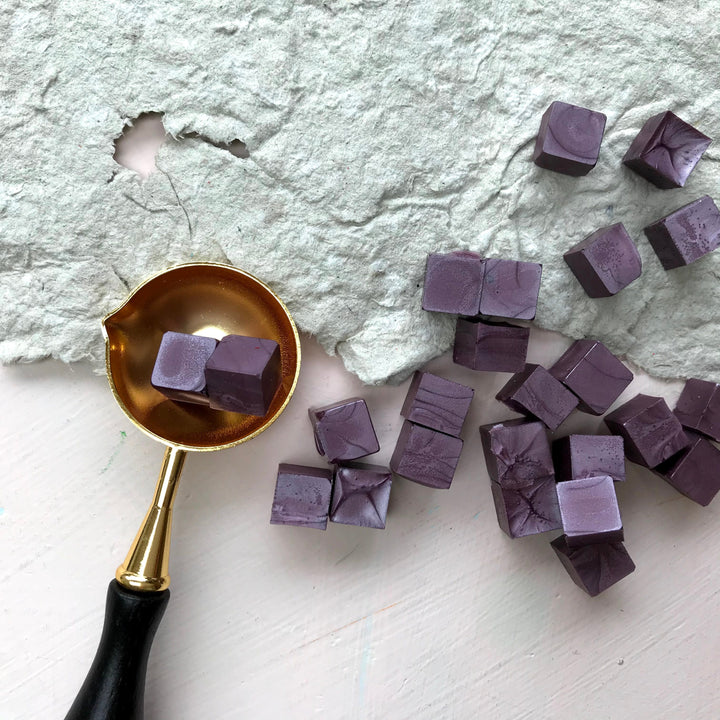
top-left (549, 339), bottom-right (633, 415)
top-left (563, 223), bottom-right (642, 298)
top-left (532, 100), bottom-right (607, 176)
top-left (644, 195), bottom-right (720, 270)
top-left (604, 393), bottom-right (689, 468)
top-left (553, 434), bottom-right (626, 484)
top-left (330, 464), bottom-right (393, 529)
top-left (453, 317), bottom-right (530, 373)
top-left (270, 463), bottom-right (333, 530)
top-left (151, 331), bottom-right (218, 405)
top-left (400, 371), bottom-right (474, 437)
top-left (309, 397), bottom-right (379, 464)
top-left (496, 364), bottom-right (578, 431)
top-left (390, 420), bottom-right (463, 489)
top-left (491, 477), bottom-right (562, 538)
top-left (479, 419), bottom-right (554, 489)
top-left (421, 251), bottom-right (485, 315)
top-left (623, 110), bottom-right (711, 189)
top-left (551, 535), bottom-right (636, 597)
top-left (674, 378), bottom-right (720, 441)
top-left (478, 258), bottom-right (542, 320)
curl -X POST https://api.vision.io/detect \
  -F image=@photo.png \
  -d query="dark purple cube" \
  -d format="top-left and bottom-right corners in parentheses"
top-left (551, 535), bottom-right (635, 597)
top-left (496, 364), bottom-right (579, 431)
top-left (151, 331), bottom-right (218, 405)
top-left (421, 251), bottom-right (485, 315)
top-left (400, 371), bottom-right (474, 437)
top-left (563, 223), bottom-right (642, 298)
top-left (330, 464), bottom-right (392, 529)
top-left (390, 420), bottom-right (463, 489)
top-left (644, 195), bottom-right (720, 270)
top-left (674, 378), bottom-right (720, 441)
top-left (270, 463), bottom-right (333, 530)
top-left (453, 317), bottom-right (530, 373)
top-left (622, 110), bottom-right (711, 189)
top-left (479, 419), bottom-right (554, 489)
top-left (556, 475), bottom-right (623, 547)
top-left (549, 339), bottom-right (633, 415)
top-left (604, 393), bottom-right (690, 468)
top-left (532, 101), bottom-right (607, 177)
top-left (309, 397), bottom-right (379, 464)
top-left (478, 258), bottom-right (542, 321)
top-left (553, 434), bottom-right (626, 484)
top-left (491, 477), bottom-right (562, 538)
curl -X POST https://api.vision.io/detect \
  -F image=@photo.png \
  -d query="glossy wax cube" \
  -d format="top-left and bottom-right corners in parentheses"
top-left (604, 394), bottom-right (690, 468)
top-left (553, 434), bottom-right (626, 484)
top-left (309, 397), bottom-right (379, 464)
top-left (563, 223), bottom-right (642, 298)
top-left (622, 110), bottom-right (711, 189)
top-left (270, 463), bottom-right (333, 530)
top-left (400, 371), bottom-right (474, 437)
top-left (556, 475), bottom-right (623, 546)
top-left (421, 251), bottom-right (485, 315)
top-left (453, 318), bottom-right (530, 373)
top-left (496, 364), bottom-right (579, 431)
top-left (674, 378), bottom-right (720, 441)
top-left (491, 477), bottom-right (562, 538)
top-left (644, 195), bottom-right (720, 270)
top-left (549, 339), bottom-right (633, 415)
top-left (151, 331), bottom-right (218, 405)
top-left (330, 464), bottom-right (393, 529)
top-left (532, 101), bottom-right (607, 176)
top-left (390, 421), bottom-right (463, 489)
top-left (478, 259), bottom-right (542, 320)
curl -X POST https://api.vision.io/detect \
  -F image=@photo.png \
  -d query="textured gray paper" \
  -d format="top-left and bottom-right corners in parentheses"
top-left (1, 1), bottom-right (719, 384)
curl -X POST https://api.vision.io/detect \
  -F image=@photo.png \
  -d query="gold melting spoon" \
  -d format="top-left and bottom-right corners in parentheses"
top-left (65, 263), bottom-right (301, 720)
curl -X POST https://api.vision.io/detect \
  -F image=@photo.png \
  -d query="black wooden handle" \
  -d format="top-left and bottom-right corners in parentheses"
top-left (65, 580), bottom-right (170, 720)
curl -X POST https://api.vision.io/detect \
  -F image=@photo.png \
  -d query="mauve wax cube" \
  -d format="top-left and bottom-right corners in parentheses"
top-left (309, 397), bottom-right (379, 464)
top-left (491, 477), bottom-right (562, 538)
top-left (553, 435), bottom-right (625, 484)
top-left (478, 258), bottom-right (542, 321)
top-left (453, 318), bottom-right (530, 373)
top-left (330, 464), bottom-right (393, 529)
top-left (421, 251), bottom-right (485, 315)
top-left (270, 463), bottom-right (333, 530)
top-left (674, 378), bottom-right (720, 441)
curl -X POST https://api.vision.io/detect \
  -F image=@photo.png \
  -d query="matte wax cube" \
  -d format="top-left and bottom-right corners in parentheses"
top-left (496, 364), bottom-right (579, 430)
top-left (151, 331), bottom-right (218, 405)
top-left (563, 223), bottom-right (642, 298)
top-left (604, 394), bottom-right (690, 468)
top-left (480, 419), bottom-right (554, 488)
top-left (478, 259), bottom-right (542, 320)
top-left (622, 110), bottom-right (711, 189)
top-left (551, 535), bottom-right (635, 597)
top-left (205, 334), bottom-right (282, 416)
top-left (556, 475), bottom-right (623, 546)
top-left (491, 477), bottom-right (562, 538)
top-left (270, 463), bottom-right (333, 530)
top-left (553, 434), bottom-right (626, 484)
top-left (644, 195), bottom-right (720, 270)
top-left (309, 397), bottom-right (380, 464)
top-left (549, 339), bottom-right (633, 415)
top-left (453, 318), bottom-right (530, 373)
top-left (421, 251), bottom-right (485, 315)
top-left (674, 378), bottom-right (720, 441)
top-left (330, 464), bottom-right (393, 529)
top-left (532, 101), bottom-right (607, 176)
top-left (400, 371), bottom-right (474, 437)
top-left (390, 421), bottom-right (463, 489)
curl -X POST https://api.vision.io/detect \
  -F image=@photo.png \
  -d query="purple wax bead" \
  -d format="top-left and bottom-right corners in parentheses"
top-left (553, 434), bottom-right (626, 484)
top-left (478, 258), bottom-right (542, 321)
top-left (549, 339), bottom-right (633, 415)
top-left (400, 371), bottom-right (474, 437)
top-left (644, 195), bottom-right (720, 270)
top-left (479, 419), bottom-right (554, 489)
top-left (532, 101), bottom-right (607, 177)
top-left (622, 110), bottom-right (711, 189)
top-left (270, 463), bottom-right (333, 530)
top-left (390, 420), bottom-right (463, 489)
top-left (551, 535), bottom-right (635, 597)
top-left (604, 393), bottom-right (690, 468)
top-left (674, 378), bottom-right (720, 441)
top-left (309, 397), bottom-right (379, 464)
top-left (563, 223), bottom-right (642, 298)
top-left (556, 475), bottom-right (623, 547)
top-left (330, 464), bottom-right (392, 529)
top-left (496, 364), bottom-right (579, 431)
top-left (453, 317), bottom-right (530, 373)
top-left (205, 334), bottom-right (282, 416)
top-left (151, 331), bottom-right (218, 405)
top-left (491, 477), bottom-right (562, 538)
top-left (421, 251), bottom-right (485, 315)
